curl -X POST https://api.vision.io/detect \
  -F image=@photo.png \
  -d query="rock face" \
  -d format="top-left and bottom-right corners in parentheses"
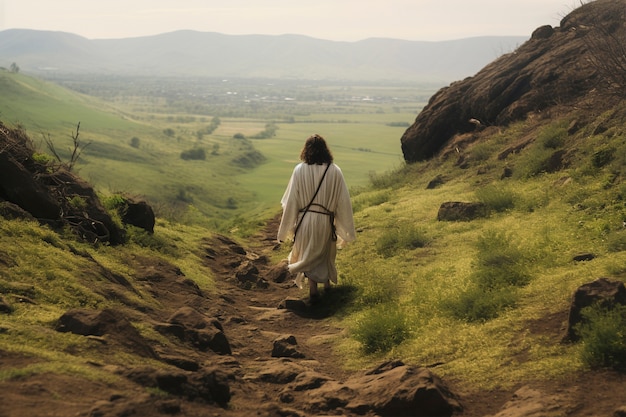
top-left (0, 121), bottom-right (125, 244)
top-left (401, 0), bottom-right (623, 162)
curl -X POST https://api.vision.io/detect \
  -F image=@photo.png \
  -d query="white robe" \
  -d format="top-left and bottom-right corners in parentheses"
top-left (277, 163), bottom-right (356, 289)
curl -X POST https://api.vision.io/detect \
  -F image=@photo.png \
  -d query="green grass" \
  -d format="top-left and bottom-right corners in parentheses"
top-left (334, 110), bottom-right (626, 388)
top-left (6, 69), bottom-right (626, 395)
top-left (576, 303), bottom-right (626, 370)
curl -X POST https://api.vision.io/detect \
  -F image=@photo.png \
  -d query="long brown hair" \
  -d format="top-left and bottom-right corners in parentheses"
top-left (299, 134), bottom-right (334, 165)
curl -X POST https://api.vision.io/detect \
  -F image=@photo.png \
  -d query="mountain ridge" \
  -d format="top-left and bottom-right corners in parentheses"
top-left (0, 28), bottom-right (527, 82)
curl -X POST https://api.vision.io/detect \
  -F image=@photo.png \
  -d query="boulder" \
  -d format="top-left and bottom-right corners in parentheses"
top-left (563, 277), bottom-right (626, 342)
top-left (272, 335), bottom-right (305, 359)
top-left (55, 308), bottom-right (157, 358)
top-left (426, 175), bottom-right (446, 189)
top-left (254, 359), bottom-right (307, 384)
top-left (487, 386), bottom-right (568, 417)
top-left (0, 152), bottom-right (61, 220)
top-left (123, 365), bottom-right (231, 406)
top-left (120, 198), bottom-right (155, 233)
top-left (0, 201), bottom-right (35, 221)
top-left (266, 259), bottom-right (290, 283)
top-left (163, 306), bottom-right (232, 355)
top-left (437, 201), bottom-right (487, 221)
top-left (344, 361), bottom-right (462, 417)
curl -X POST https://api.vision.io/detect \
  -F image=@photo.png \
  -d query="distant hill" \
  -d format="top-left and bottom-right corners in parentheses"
top-left (0, 29), bottom-right (527, 82)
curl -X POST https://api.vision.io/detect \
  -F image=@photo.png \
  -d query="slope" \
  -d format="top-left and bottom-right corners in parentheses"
top-left (0, 69), bottom-right (269, 227)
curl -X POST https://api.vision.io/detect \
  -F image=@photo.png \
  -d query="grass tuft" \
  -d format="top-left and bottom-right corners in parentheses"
top-left (352, 304), bottom-right (410, 354)
top-left (576, 303), bottom-right (626, 371)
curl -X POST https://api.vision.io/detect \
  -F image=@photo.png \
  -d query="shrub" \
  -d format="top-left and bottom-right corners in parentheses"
top-left (514, 124), bottom-right (567, 178)
top-left (576, 303), bottom-right (626, 371)
top-left (102, 194), bottom-right (126, 210)
top-left (469, 141), bottom-right (498, 162)
top-left (231, 150), bottom-right (266, 168)
top-left (537, 125), bottom-right (567, 149)
top-left (592, 146), bottom-right (615, 168)
top-left (375, 225), bottom-right (429, 258)
top-left (68, 195), bottom-right (87, 210)
top-left (442, 285), bottom-right (517, 322)
top-left (353, 304), bottom-right (409, 353)
top-left (32, 152), bottom-right (55, 166)
top-left (129, 137), bottom-right (141, 149)
top-left (472, 229), bottom-right (530, 289)
top-left (607, 231), bottom-right (626, 252)
top-left (180, 148), bottom-right (206, 160)
top-left (475, 184), bottom-right (515, 213)
top-left (442, 229), bottom-right (529, 322)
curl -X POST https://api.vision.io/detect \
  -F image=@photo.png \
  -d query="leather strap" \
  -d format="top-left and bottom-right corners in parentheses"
top-left (293, 163), bottom-right (331, 242)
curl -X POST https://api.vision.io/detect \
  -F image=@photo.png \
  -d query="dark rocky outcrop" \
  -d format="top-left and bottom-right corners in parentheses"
top-left (563, 277), bottom-right (626, 342)
top-left (0, 151), bottom-right (61, 220)
top-left (254, 359), bottom-right (462, 417)
top-left (0, 121), bottom-right (125, 244)
top-left (401, 0), bottom-right (624, 162)
top-left (119, 198), bottom-right (155, 233)
top-left (437, 201), bottom-right (487, 221)
top-left (0, 201), bottom-right (35, 221)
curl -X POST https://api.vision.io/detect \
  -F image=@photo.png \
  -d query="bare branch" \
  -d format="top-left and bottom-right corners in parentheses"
top-left (43, 132), bottom-right (63, 163)
top-left (67, 122), bottom-right (91, 172)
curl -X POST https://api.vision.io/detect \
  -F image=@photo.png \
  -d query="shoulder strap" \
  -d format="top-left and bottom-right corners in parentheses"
top-left (293, 163), bottom-right (331, 242)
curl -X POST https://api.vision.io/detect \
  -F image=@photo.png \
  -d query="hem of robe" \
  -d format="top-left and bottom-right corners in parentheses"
top-left (291, 270), bottom-right (337, 289)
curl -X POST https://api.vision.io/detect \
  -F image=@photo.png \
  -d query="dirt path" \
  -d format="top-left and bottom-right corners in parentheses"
top-left (2, 217), bottom-right (626, 417)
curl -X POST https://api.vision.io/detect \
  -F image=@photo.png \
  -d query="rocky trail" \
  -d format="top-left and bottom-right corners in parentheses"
top-left (2, 216), bottom-right (626, 417)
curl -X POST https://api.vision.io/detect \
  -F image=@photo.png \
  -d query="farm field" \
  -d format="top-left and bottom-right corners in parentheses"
top-left (1, 71), bottom-right (432, 229)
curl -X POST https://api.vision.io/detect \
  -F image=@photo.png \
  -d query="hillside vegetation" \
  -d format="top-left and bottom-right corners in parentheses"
top-left (2, 0), bottom-right (626, 415)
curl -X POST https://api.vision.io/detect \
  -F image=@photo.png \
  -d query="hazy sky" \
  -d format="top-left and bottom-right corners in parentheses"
top-left (0, 0), bottom-right (580, 42)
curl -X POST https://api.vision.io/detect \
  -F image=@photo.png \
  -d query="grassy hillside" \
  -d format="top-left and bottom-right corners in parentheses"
top-left (4, 64), bottom-right (626, 406)
top-left (333, 105), bottom-right (626, 387)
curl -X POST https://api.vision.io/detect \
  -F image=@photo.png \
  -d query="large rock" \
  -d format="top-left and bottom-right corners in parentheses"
top-left (0, 151), bottom-right (61, 220)
top-left (252, 359), bottom-right (461, 416)
top-left (0, 121), bottom-right (125, 244)
top-left (160, 306), bottom-right (232, 355)
top-left (55, 308), bottom-right (157, 358)
top-left (400, 1), bottom-right (620, 162)
top-left (437, 201), bottom-right (487, 221)
top-left (123, 365), bottom-right (231, 406)
top-left (344, 361), bottom-right (462, 417)
top-left (563, 277), bottom-right (626, 342)
top-left (120, 198), bottom-right (155, 233)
